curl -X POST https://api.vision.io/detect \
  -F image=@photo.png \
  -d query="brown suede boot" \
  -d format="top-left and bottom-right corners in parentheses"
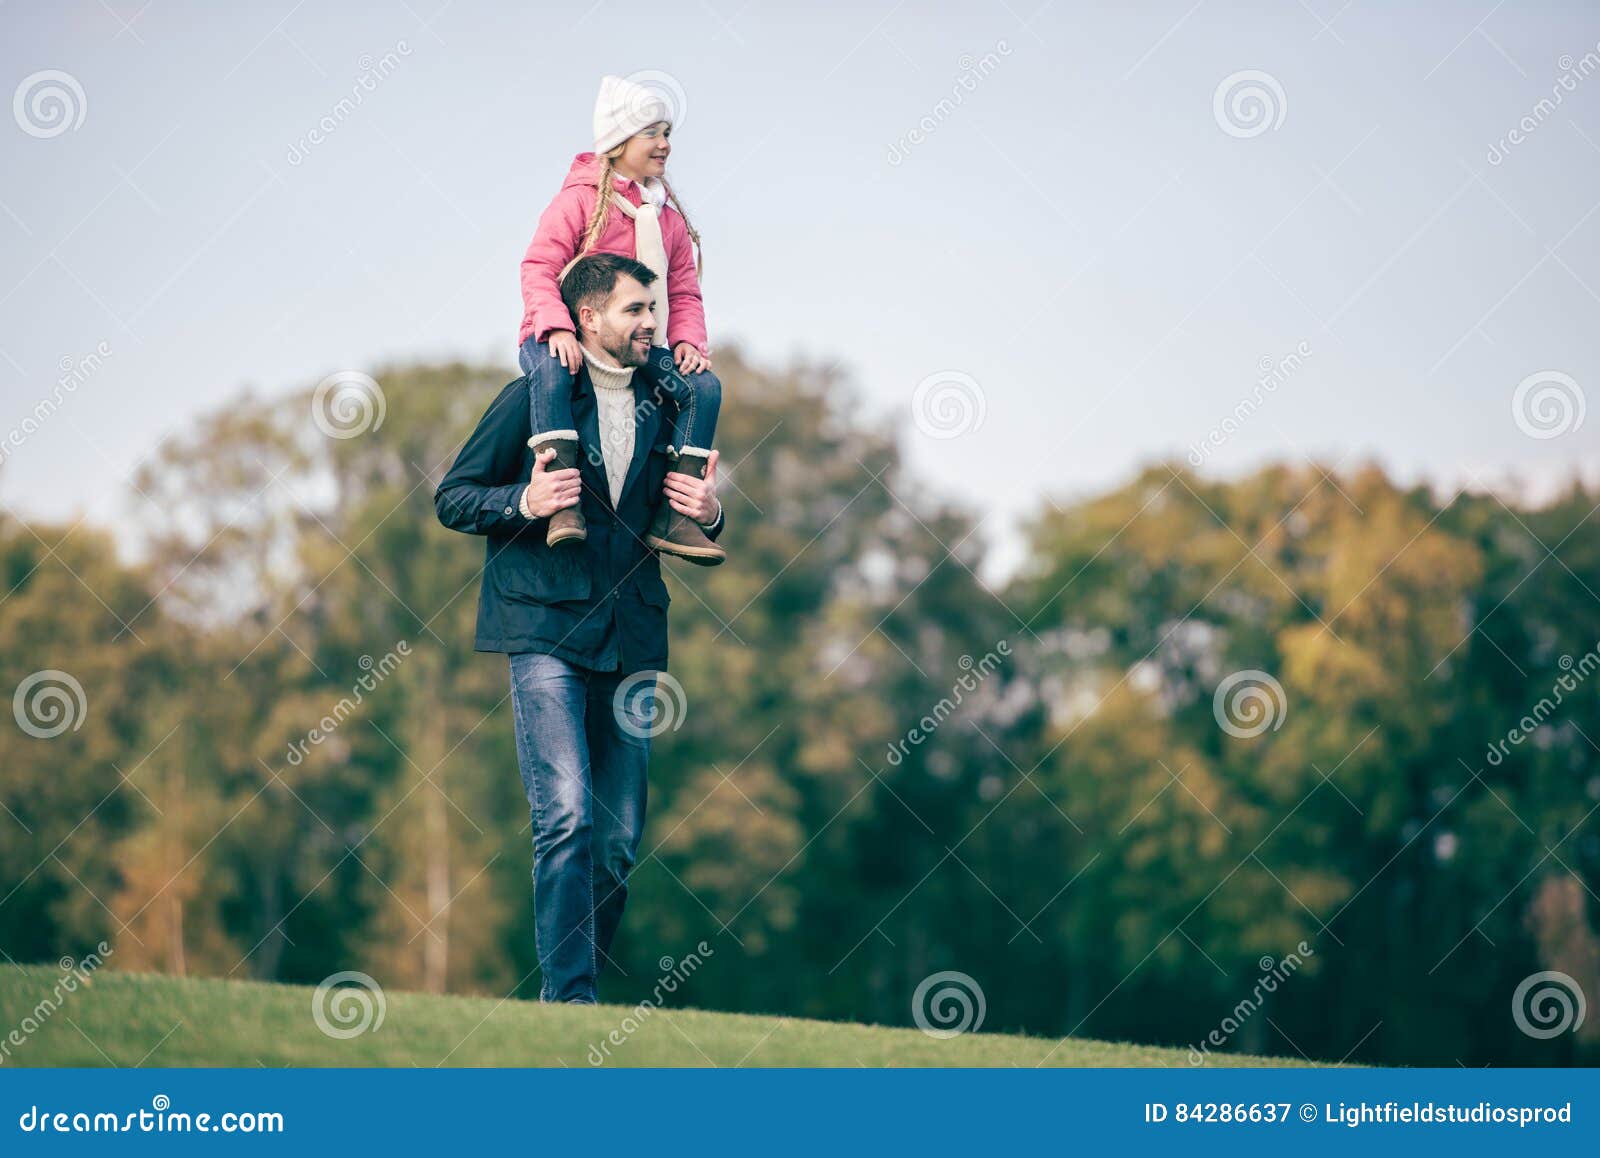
top-left (528, 435), bottom-right (586, 546)
top-left (647, 449), bottom-right (726, 566)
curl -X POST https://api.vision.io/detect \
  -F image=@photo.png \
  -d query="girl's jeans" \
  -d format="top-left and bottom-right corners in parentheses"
top-left (508, 651), bottom-right (653, 1004)
top-left (519, 335), bottom-right (721, 454)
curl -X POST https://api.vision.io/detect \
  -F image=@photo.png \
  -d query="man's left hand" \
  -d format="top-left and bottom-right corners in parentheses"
top-left (664, 448), bottom-right (720, 526)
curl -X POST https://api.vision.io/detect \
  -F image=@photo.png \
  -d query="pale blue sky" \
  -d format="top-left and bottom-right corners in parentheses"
top-left (2, 0), bottom-right (1597, 579)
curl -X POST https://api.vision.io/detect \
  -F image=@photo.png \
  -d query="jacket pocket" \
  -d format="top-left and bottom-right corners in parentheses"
top-left (634, 570), bottom-right (671, 607)
top-left (496, 545), bottom-right (593, 604)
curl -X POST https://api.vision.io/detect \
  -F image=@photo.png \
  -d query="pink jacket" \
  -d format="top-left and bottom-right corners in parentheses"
top-left (518, 152), bottom-right (708, 352)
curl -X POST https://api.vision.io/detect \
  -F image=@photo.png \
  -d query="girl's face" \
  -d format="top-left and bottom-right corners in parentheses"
top-left (614, 122), bottom-right (671, 181)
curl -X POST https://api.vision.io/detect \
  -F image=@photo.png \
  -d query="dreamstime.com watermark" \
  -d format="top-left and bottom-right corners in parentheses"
top-left (886, 641), bottom-right (1010, 767)
top-left (886, 41), bottom-right (1013, 166)
top-left (287, 42), bottom-right (413, 165)
top-left (1512, 970), bottom-right (1586, 1039)
top-left (311, 970), bottom-right (386, 1039)
top-left (1487, 44), bottom-right (1600, 165)
top-left (585, 385), bottom-right (671, 470)
top-left (16, 1095), bottom-right (283, 1134)
top-left (911, 370), bottom-right (987, 440)
top-left (1512, 370), bottom-right (1584, 439)
top-left (12, 669), bottom-right (88, 739)
top-left (586, 942), bottom-right (714, 1064)
top-left (613, 669), bottom-right (688, 740)
top-left (912, 970), bottom-right (986, 1038)
top-left (1213, 668), bottom-right (1287, 738)
top-left (0, 943), bottom-right (113, 1065)
top-left (0, 342), bottom-right (112, 468)
top-left (1188, 341), bottom-right (1311, 465)
top-left (13, 70), bottom-right (86, 138)
top-left (1213, 70), bottom-right (1287, 138)
top-left (311, 370), bottom-right (387, 439)
top-left (1188, 941), bottom-right (1315, 1064)
top-left (285, 642), bottom-right (410, 766)
top-left (619, 69), bottom-right (687, 132)
top-left (1485, 642), bottom-right (1599, 766)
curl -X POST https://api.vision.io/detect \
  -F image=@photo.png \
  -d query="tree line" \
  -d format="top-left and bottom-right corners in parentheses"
top-left (1, 352), bottom-right (1596, 1065)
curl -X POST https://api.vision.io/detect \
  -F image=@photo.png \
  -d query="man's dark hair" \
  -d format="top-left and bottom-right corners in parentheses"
top-left (560, 253), bottom-right (657, 326)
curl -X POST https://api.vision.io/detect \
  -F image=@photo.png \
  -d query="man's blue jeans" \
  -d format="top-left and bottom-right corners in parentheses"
top-left (508, 652), bottom-right (653, 1003)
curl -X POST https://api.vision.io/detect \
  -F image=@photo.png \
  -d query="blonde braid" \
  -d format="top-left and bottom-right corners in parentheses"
top-left (577, 149), bottom-right (620, 258)
top-left (662, 178), bottom-right (704, 280)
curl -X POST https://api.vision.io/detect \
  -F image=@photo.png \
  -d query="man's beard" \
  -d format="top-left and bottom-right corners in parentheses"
top-left (597, 324), bottom-right (651, 368)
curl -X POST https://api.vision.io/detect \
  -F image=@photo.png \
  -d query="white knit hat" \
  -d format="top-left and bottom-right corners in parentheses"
top-left (592, 74), bottom-right (672, 155)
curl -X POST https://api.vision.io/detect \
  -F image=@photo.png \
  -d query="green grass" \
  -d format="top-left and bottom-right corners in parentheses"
top-left (0, 964), bottom-right (1316, 1067)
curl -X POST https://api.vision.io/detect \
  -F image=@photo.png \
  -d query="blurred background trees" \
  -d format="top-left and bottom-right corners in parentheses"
top-left (2, 351), bottom-right (1596, 1065)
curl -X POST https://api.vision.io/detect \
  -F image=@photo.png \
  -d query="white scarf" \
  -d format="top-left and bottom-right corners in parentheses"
top-left (605, 176), bottom-right (670, 348)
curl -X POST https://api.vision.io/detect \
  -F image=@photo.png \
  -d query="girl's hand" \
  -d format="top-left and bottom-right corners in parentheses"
top-left (673, 342), bottom-right (710, 376)
top-left (664, 448), bottom-right (720, 526)
top-left (547, 330), bottom-right (583, 374)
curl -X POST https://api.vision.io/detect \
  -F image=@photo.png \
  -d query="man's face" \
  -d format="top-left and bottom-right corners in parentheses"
top-left (578, 275), bottom-right (656, 367)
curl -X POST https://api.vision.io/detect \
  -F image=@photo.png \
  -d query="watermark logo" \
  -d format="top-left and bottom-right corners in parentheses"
top-left (912, 370), bottom-right (986, 440)
top-left (1512, 970), bottom-right (1586, 1039)
top-left (311, 971), bottom-right (386, 1039)
top-left (285, 643), bottom-right (410, 766)
top-left (1512, 370), bottom-right (1584, 439)
top-left (912, 970), bottom-right (986, 1038)
top-left (887, 642), bottom-right (1010, 766)
top-left (886, 41), bottom-right (1012, 166)
top-left (1488, 45), bottom-right (1600, 165)
top-left (1189, 341), bottom-right (1311, 464)
top-left (1188, 941), bottom-right (1315, 1064)
top-left (1, 943), bottom-right (113, 1065)
top-left (1213, 669), bottom-right (1287, 738)
top-left (13, 70), bottom-right (86, 138)
top-left (622, 69), bottom-right (687, 131)
top-left (613, 670), bottom-right (687, 739)
top-left (1486, 644), bottom-right (1599, 766)
top-left (311, 370), bottom-right (387, 439)
top-left (286, 42), bottom-right (412, 165)
top-left (13, 670), bottom-right (87, 739)
top-left (16, 1093), bottom-right (283, 1134)
top-left (1213, 70), bottom-right (1286, 139)
top-left (586, 942), bottom-right (715, 1065)
top-left (1, 341), bottom-right (112, 470)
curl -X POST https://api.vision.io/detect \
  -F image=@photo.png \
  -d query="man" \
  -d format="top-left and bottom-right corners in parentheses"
top-left (434, 254), bottom-right (725, 1003)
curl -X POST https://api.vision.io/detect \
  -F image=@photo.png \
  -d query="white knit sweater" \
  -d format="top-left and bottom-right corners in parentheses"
top-left (580, 342), bottom-right (637, 507)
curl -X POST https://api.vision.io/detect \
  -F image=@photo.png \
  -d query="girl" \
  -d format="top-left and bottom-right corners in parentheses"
top-left (517, 74), bottom-right (724, 565)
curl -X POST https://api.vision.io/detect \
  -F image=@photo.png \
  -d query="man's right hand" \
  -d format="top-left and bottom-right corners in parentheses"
top-left (522, 447), bottom-right (581, 519)
top-left (546, 330), bottom-right (583, 374)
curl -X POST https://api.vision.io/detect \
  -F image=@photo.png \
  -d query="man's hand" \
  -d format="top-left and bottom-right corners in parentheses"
top-left (547, 330), bottom-right (583, 374)
top-left (664, 448), bottom-right (720, 526)
top-left (673, 341), bottom-right (710, 376)
top-left (522, 447), bottom-right (581, 519)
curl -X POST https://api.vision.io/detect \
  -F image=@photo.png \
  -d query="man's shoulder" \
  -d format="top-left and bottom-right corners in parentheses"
top-left (441, 376), bottom-right (531, 484)
top-left (473, 376), bottom-right (533, 433)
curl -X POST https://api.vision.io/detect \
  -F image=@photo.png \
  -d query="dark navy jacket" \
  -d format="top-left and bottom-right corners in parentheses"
top-left (433, 370), bottom-right (724, 672)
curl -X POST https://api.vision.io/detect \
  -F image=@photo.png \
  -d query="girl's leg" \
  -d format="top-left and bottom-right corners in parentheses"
top-left (520, 335), bottom-right (586, 545)
top-left (520, 335), bottom-right (579, 441)
top-left (641, 346), bottom-right (726, 565)
top-left (644, 346), bottom-right (721, 454)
